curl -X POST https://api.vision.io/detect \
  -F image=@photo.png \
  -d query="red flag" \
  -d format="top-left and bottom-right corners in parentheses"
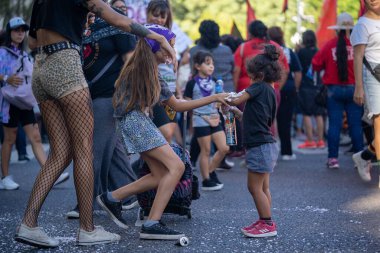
top-left (316, 0), bottom-right (337, 49)
top-left (358, 0), bottom-right (366, 17)
top-left (246, 0), bottom-right (256, 38)
top-left (282, 0), bottom-right (288, 13)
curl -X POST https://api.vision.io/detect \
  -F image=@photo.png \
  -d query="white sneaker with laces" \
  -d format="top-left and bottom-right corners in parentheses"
top-left (2, 175), bottom-right (19, 190)
top-left (282, 154), bottom-right (297, 161)
top-left (77, 225), bottom-right (120, 246)
top-left (353, 151), bottom-right (371, 182)
top-left (14, 223), bottom-right (59, 248)
top-left (54, 172), bottom-right (70, 186)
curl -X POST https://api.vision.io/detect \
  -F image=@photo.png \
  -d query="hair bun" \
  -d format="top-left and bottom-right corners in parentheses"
top-left (264, 44), bottom-right (279, 61)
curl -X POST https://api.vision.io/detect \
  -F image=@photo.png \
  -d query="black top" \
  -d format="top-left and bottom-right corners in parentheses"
top-left (282, 47), bottom-right (302, 91)
top-left (83, 33), bottom-right (136, 99)
top-left (30, 0), bottom-right (88, 46)
top-left (297, 47), bottom-right (319, 89)
top-left (243, 82), bottom-right (277, 147)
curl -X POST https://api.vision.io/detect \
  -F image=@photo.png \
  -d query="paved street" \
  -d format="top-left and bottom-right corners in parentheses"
top-left (1, 141), bottom-right (380, 253)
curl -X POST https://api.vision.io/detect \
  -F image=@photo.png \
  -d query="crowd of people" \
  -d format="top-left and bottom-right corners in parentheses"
top-left (0, 0), bottom-right (378, 249)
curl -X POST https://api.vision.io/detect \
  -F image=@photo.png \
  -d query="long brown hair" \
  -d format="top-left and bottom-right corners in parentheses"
top-left (113, 39), bottom-right (161, 113)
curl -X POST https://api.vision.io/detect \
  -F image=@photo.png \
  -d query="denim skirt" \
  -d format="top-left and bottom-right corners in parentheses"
top-left (363, 61), bottom-right (380, 119)
top-left (117, 110), bottom-right (167, 154)
top-left (245, 142), bottom-right (279, 174)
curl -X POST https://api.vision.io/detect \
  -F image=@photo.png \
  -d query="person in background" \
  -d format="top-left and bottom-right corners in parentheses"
top-left (110, 0), bottom-right (128, 15)
top-left (268, 26), bottom-right (302, 161)
top-left (190, 20), bottom-right (235, 169)
top-left (15, 0), bottom-right (176, 248)
top-left (313, 13), bottom-right (363, 169)
top-left (351, 0), bottom-right (380, 182)
top-left (147, 0), bottom-right (182, 143)
top-left (184, 51), bottom-right (229, 191)
top-left (0, 17), bottom-right (69, 191)
top-left (296, 30), bottom-right (326, 150)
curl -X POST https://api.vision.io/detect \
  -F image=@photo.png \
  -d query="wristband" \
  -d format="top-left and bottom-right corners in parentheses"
top-left (3, 75), bottom-right (8, 83)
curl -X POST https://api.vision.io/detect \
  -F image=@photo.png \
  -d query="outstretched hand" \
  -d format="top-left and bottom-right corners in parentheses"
top-left (213, 93), bottom-right (229, 106)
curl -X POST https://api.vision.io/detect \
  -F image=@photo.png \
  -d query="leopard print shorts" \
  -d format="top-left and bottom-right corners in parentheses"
top-left (32, 49), bottom-right (88, 102)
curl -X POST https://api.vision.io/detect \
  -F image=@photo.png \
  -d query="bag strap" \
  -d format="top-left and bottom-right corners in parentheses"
top-left (363, 56), bottom-right (380, 82)
top-left (88, 54), bottom-right (118, 86)
top-left (240, 42), bottom-right (245, 58)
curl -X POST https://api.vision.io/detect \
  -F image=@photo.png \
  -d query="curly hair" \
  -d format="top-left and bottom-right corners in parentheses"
top-left (198, 20), bottom-right (221, 49)
top-left (246, 44), bottom-right (282, 83)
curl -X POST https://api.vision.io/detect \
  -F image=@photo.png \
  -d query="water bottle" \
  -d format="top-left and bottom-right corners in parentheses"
top-left (215, 77), bottom-right (224, 94)
top-left (224, 111), bottom-right (237, 146)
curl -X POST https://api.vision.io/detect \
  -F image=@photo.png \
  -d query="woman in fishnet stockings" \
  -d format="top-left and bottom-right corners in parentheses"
top-left (14, 0), bottom-right (176, 249)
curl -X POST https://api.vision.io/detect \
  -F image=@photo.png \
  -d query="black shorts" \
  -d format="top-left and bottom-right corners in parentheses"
top-left (298, 88), bottom-right (325, 116)
top-left (152, 104), bottom-right (176, 128)
top-left (3, 104), bottom-right (36, 128)
top-left (194, 124), bottom-right (224, 138)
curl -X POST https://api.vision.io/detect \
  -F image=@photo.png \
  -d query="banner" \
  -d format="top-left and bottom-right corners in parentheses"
top-left (231, 20), bottom-right (243, 40)
top-left (316, 0), bottom-right (337, 49)
top-left (246, 0), bottom-right (256, 39)
top-left (282, 0), bottom-right (288, 13)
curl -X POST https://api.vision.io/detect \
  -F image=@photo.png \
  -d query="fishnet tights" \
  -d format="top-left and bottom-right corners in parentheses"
top-left (22, 89), bottom-right (95, 231)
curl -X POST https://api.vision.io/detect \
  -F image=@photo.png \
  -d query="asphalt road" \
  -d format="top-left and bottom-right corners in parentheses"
top-left (1, 142), bottom-right (380, 253)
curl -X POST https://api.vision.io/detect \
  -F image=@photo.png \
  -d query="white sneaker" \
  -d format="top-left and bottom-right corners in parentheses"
top-left (122, 200), bottom-right (139, 211)
top-left (2, 175), bottom-right (19, 190)
top-left (77, 225), bottom-right (120, 246)
top-left (282, 154), bottom-right (297, 161)
top-left (14, 223), bottom-right (59, 248)
top-left (353, 151), bottom-right (371, 182)
top-left (54, 172), bottom-right (70, 186)
top-left (224, 157), bottom-right (235, 167)
top-left (0, 180), bottom-right (5, 190)
top-left (66, 206), bottom-right (79, 219)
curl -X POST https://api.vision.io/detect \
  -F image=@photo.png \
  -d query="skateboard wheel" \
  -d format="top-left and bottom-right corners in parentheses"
top-left (176, 236), bottom-right (189, 247)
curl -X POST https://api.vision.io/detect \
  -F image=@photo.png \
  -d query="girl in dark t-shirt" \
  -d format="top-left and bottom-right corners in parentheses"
top-left (226, 45), bottom-right (282, 238)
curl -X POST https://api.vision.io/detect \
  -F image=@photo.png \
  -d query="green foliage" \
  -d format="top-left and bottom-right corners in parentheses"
top-left (171, 0), bottom-right (361, 48)
top-left (0, 0), bottom-right (33, 29)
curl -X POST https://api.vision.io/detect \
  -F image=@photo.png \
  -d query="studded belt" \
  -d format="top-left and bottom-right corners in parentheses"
top-left (37, 41), bottom-right (81, 56)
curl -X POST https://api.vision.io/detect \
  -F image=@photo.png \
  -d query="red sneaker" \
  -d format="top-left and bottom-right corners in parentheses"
top-left (244, 221), bottom-right (277, 238)
top-left (298, 141), bottom-right (317, 149)
top-left (316, 140), bottom-right (326, 148)
top-left (240, 220), bottom-right (263, 233)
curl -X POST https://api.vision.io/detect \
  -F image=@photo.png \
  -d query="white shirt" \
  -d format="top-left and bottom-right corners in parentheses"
top-left (351, 16), bottom-right (380, 63)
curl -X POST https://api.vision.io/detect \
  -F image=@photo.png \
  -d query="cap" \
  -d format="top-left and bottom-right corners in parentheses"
top-left (8, 17), bottom-right (29, 31)
top-left (144, 24), bottom-right (176, 53)
top-left (328, 12), bottom-right (354, 30)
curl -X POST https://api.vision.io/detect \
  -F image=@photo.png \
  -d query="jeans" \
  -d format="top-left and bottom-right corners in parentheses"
top-left (327, 85), bottom-right (363, 158)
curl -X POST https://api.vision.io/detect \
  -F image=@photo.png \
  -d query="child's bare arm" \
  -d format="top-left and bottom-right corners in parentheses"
top-left (165, 93), bottom-right (228, 112)
top-left (226, 91), bottom-right (250, 106)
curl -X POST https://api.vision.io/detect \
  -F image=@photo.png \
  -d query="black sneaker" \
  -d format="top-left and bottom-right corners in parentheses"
top-left (201, 178), bottom-right (223, 191)
top-left (96, 193), bottom-right (128, 229)
top-left (140, 221), bottom-right (185, 240)
top-left (209, 171), bottom-right (223, 186)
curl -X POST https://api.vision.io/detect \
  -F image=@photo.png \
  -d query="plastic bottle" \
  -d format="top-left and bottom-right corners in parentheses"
top-left (224, 111), bottom-right (237, 146)
top-left (215, 77), bottom-right (224, 94)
